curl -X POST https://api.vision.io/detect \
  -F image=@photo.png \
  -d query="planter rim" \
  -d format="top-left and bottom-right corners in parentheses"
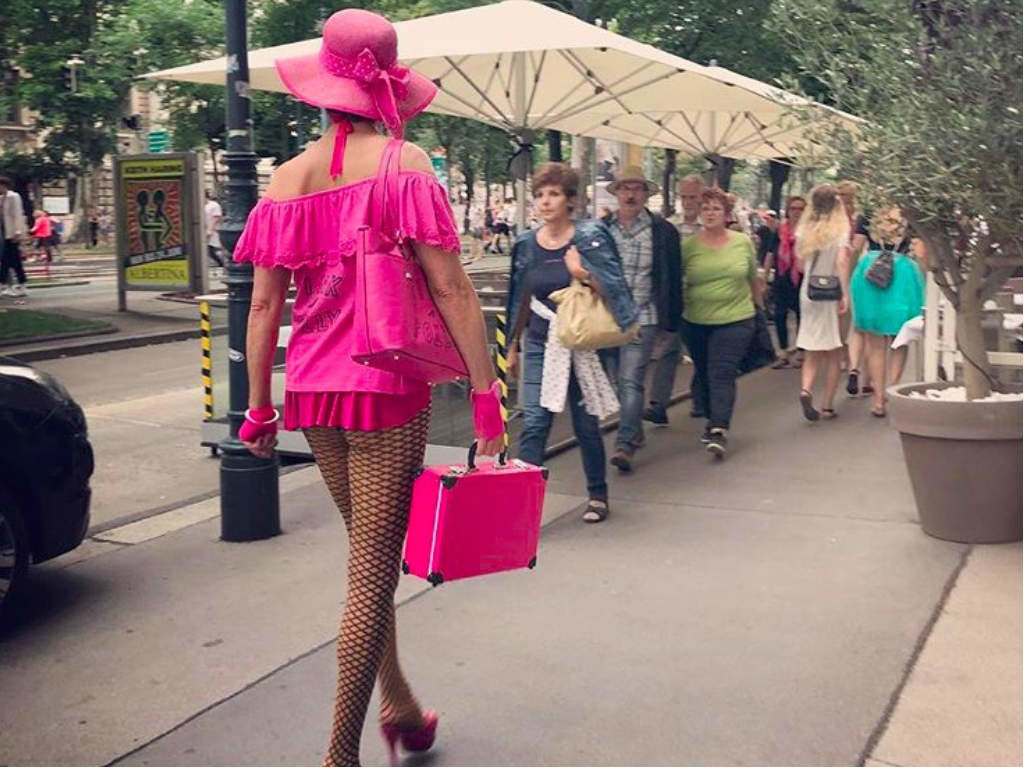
top-left (888, 381), bottom-right (1023, 441)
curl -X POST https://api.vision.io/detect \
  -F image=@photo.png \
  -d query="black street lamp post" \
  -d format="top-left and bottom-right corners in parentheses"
top-left (218, 0), bottom-right (280, 542)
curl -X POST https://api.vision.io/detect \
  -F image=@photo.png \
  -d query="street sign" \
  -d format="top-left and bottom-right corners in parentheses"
top-left (147, 129), bottom-right (169, 153)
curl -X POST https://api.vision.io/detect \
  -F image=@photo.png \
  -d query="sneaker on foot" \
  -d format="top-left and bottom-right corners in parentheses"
top-left (0, 286), bottom-right (12, 297)
top-left (12, 284), bottom-right (27, 297)
top-left (643, 406), bottom-right (669, 427)
top-left (610, 451), bottom-right (634, 473)
top-left (705, 428), bottom-right (728, 458)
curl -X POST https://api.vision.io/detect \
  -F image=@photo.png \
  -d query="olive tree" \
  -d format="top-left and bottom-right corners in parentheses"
top-left (771, 0), bottom-right (1023, 398)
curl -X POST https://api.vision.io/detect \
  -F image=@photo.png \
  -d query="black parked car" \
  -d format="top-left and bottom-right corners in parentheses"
top-left (0, 357), bottom-right (93, 629)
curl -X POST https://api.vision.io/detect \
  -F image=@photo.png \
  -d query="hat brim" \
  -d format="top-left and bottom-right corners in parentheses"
top-left (275, 53), bottom-right (437, 124)
top-left (607, 179), bottom-right (660, 195)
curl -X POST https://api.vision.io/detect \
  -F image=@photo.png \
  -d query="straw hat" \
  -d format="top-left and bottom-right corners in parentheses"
top-left (607, 165), bottom-right (659, 195)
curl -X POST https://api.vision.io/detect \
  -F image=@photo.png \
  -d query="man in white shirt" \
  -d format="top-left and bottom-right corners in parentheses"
top-left (204, 190), bottom-right (225, 268)
top-left (0, 175), bottom-right (28, 297)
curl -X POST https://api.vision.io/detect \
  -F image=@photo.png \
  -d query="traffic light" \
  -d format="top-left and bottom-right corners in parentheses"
top-left (60, 65), bottom-right (74, 92)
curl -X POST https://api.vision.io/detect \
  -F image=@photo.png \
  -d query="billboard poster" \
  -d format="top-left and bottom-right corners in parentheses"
top-left (119, 157), bottom-right (188, 288)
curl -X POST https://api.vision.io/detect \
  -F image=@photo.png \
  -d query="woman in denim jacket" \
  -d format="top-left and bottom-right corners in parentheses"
top-left (506, 162), bottom-right (638, 523)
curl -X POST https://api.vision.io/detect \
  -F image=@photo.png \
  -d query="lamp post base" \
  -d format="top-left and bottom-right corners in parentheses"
top-left (219, 442), bottom-right (281, 542)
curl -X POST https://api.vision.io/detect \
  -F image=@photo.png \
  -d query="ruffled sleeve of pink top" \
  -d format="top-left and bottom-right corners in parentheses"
top-left (232, 171), bottom-right (462, 433)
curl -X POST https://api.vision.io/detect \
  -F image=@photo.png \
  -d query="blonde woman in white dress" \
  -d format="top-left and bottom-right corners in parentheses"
top-left (794, 184), bottom-right (854, 421)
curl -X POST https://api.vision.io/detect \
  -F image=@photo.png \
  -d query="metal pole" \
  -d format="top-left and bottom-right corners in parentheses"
top-left (218, 0), bottom-right (280, 542)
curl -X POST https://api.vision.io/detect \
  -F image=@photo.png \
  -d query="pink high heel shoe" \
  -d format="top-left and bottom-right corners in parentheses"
top-left (380, 710), bottom-right (438, 766)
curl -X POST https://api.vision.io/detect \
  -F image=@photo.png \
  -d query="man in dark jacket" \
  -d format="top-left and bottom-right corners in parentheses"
top-left (602, 166), bottom-right (682, 473)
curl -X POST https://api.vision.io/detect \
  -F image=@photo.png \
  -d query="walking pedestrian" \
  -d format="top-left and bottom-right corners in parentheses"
top-left (232, 11), bottom-right (504, 765)
top-left (88, 208), bottom-right (100, 248)
top-left (30, 209), bottom-right (54, 263)
top-left (601, 166), bottom-right (681, 473)
top-left (836, 180), bottom-right (872, 395)
top-left (681, 187), bottom-right (764, 458)
top-left (506, 162), bottom-right (638, 523)
top-left (203, 190), bottom-right (226, 268)
top-left (646, 174), bottom-right (703, 425)
top-left (755, 210), bottom-right (780, 267)
top-left (0, 175), bottom-right (28, 298)
top-left (766, 195), bottom-right (806, 368)
top-left (850, 205), bottom-right (923, 418)
top-left (794, 184), bottom-right (854, 422)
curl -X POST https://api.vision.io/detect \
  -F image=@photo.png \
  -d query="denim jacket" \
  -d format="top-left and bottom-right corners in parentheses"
top-left (506, 219), bottom-right (640, 338)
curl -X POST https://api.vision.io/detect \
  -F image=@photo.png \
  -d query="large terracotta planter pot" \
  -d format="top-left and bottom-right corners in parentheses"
top-left (888, 382), bottom-right (1023, 543)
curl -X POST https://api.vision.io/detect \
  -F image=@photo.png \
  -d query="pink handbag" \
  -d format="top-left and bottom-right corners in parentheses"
top-left (403, 444), bottom-right (547, 586)
top-left (351, 139), bottom-right (468, 384)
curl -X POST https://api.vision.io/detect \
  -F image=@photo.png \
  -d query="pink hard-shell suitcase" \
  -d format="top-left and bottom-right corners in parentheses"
top-left (403, 445), bottom-right (547, 586)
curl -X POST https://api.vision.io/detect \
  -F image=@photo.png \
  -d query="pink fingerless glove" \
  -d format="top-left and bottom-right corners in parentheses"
top-left (239, 405), bottom-right (279, 443)
top-left (470, 380), bottom-right (504, 441)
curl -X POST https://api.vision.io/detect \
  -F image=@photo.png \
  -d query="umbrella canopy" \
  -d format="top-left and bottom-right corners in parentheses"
top-left (143, 0), bottom-right (858, 161)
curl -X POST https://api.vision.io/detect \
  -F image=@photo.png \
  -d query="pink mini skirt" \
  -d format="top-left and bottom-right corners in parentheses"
top-left (284, 390), bottom-right (431, 432)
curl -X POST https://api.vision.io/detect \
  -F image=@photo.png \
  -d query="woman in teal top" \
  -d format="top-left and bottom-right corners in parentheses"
top-left (850, 206), bottom-right (924, 417)
top-left (682, 187), bottom-right (763, 458)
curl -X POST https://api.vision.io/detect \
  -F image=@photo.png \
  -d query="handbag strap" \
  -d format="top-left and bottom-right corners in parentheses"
top-left (370, 138), bottom-right (405, 240)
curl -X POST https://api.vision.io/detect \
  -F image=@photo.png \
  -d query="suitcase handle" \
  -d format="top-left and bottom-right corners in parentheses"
top-left (467, 441), bottom-right (508, 471)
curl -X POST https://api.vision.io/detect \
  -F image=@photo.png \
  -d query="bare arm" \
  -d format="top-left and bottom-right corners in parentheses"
top-left (246, 266), bottom-right (291, 409)
top-left (837, 244), bottom-right (853, 314)
top-left (416, 242), bottom-right (496, 391)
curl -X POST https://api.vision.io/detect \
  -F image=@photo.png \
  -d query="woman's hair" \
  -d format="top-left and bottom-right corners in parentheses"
top-left (700, 186), bottom-right (734, 214)
top-left (795, 184), bottom-right (849, 262)
top-left (835, 179), bottom-right (858, 197)
top-left (325, 109), bottom-right (373, 125)
top-left (531, 162), bottom-right (579, 205)
top-left (869, 204), bottom-right (909, 246)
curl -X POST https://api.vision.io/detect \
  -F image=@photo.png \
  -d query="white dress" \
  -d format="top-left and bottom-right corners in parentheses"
top-left (796, 235), bottom-right (845, 351)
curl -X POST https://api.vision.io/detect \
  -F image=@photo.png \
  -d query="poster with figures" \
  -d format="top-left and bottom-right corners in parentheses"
top-left (114, 153), bottom-right (203, 303)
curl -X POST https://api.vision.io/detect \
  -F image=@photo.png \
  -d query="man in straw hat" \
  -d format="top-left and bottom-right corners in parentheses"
top-left (601, 165), bottom-right (682, 473)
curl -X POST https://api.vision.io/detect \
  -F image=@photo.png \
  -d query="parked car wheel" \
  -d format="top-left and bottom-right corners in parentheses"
top-left (0, 489), bottom-right (30, 630)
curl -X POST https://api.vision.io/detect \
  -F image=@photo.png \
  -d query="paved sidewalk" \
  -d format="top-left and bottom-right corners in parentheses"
top-left (1, 369), bottom-right (1019, 766)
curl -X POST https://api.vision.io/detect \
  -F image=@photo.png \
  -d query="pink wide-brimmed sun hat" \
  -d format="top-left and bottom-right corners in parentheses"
top-left (275, 8), bottom-right (436, 141)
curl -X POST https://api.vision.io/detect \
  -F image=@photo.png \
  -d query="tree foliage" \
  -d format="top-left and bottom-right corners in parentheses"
top-left (771, 0), bottom-right (1022, 397)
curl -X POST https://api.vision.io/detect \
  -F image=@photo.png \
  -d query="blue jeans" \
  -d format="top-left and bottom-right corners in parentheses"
top-left (648, 329), bottom-right (683, 410)
top-left (600, 324), bottom-right (658, 452)
top-left (518, 335), bottom-right (608, 500)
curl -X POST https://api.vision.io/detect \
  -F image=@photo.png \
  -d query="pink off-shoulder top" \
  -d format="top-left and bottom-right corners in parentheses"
top-left (232, 170), bottom-right (462, 432)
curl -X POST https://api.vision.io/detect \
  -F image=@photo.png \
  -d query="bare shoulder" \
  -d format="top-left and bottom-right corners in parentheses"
top-left (399, 141), bottom-right (433, 174)
top-left (264, 157), bottom-right (305, 200)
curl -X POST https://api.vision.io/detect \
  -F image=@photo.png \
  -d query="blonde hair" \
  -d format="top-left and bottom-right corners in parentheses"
top-left (795, 184), bottom-right (849, 263)
top-left (869, 204), bottom-right (908, 247)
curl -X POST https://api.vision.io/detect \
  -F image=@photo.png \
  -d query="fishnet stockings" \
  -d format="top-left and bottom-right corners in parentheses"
top-left (305, 408), bottom-right (430, 767)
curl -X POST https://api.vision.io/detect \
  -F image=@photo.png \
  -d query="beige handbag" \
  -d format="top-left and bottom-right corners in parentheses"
top-left (547, 280), bottom-right (639, 350)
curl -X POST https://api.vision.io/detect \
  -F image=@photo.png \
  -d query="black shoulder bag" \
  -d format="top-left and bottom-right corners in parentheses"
top-left (807, 250), bottom-right (843, 302)
top-left (865, 247), bottom-right (895, 289)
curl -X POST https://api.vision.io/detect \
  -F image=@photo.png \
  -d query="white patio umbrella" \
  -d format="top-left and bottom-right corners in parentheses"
top-left (144, 0), bottom-right (859, 215)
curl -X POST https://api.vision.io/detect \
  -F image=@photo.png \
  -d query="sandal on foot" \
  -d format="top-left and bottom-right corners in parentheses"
top-left (871, 406), bottom-right (887, 418)
top-left (582, 499), bottom-right (609, 523)
top-left (846, 369), bottom-right (860, 396)
top-left (771, 358), bottom-right (791, 369)
top-left (821, 408), bottom-right (838, 420)
top-left (800, 390), bottom-right (820, 422)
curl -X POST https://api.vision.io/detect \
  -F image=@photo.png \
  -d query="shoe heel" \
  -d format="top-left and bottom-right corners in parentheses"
top-left (380, 724), bottom-right (401, 766)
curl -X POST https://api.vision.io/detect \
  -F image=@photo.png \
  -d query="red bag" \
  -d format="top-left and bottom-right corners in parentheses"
top-left (351, 139), bottom-right (468, 384)
top-left (403, 445), bottom-right (547, 586)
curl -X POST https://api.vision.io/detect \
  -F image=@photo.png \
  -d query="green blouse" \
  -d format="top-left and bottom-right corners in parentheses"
top-left (682, 230), bottom-right (757, 325)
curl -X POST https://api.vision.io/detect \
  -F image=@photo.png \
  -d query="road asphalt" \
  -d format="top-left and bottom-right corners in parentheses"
top-left (1, 367), bottom-right (1018, 767)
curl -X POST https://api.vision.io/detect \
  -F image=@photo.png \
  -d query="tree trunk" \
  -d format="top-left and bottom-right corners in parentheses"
top-left (704, 154), bottom-right (735, 190)
top-left (579, 137), bottom-right (595, 217)
top-left (768, 158), bottom-right (791, 212)
top-left (957, 300), bottom-right (992, 399)
top-left (661, 149), bottom-right (676, 217)
top-left (547, 130), bottom-right (562, 162)
top-left (462, 164), bottom-right (474, 234)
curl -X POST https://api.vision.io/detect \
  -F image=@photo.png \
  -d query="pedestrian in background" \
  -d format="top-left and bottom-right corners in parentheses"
top-left (794, 184), bottom-right (853, 422)
top-left (506, 161), bottom-right (638, 523)
top-left (836, 179), bottom-right (872, 396)
top-left (88, 208), bottom-right (100, 248)
top-left (850, 205), bottom-right (923, 418)
top-left (647, 174), bottom-right (702, 426)
top-left (766, 195), bottom-right (806, 369)
top-left (0, 175), bottom-right (28, 298)
top-left (601, 166), bottom-right (681, 473)
top-left (682, 186), bottom-right (764, 458)
top-left (233, 10), bottom-right (503, 765)
top-left (755, 210), bottom-right (780, 267)
top-left (30, 209), bottom-right (54, 263)
top-left (203, 190), bottom-right (225, 269)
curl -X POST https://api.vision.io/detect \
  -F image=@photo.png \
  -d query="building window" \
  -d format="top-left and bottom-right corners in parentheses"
top-left (1, 68), bottom-right (22, 125)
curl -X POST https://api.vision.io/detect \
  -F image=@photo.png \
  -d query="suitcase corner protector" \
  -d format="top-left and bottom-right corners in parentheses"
top-left (427, 571), bottom-right (445, 586)
top-left (540, 467), bottom-right (549, 480)
top-left (441, 475), bottom-right (459, 489)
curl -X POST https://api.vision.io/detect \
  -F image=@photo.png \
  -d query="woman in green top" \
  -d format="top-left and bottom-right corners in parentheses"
top-left (682, 187), bottom-right (764, 458)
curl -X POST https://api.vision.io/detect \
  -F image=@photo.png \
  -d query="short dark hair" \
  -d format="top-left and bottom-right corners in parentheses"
top-left (325, 109), bottom-right (373, 125)
top-left (531, 162), bottom-right (579, 203)
top-left (701, 186), bottom-right (734, 214)
top-left (0, 175), bottom-right (12, 188)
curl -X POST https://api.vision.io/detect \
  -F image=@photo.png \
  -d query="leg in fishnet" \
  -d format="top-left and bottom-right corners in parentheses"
top-left (305, 408), bottom-right (430, 767)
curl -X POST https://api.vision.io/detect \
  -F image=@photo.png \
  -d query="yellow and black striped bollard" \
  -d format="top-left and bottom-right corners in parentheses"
top-left (494, 312), bottom-right (511, 451)
top-left (199, 300), bottom-right (214, 421)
